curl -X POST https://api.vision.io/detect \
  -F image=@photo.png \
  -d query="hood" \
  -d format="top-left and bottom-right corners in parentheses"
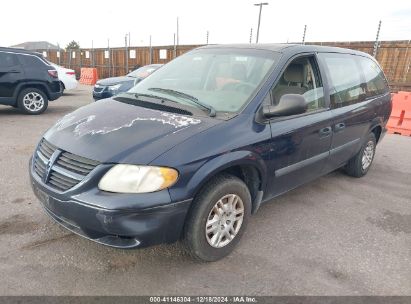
top-left (96, 76), bottom-right (134, 86)
top-left (44, 99), bottom-right (221, 164)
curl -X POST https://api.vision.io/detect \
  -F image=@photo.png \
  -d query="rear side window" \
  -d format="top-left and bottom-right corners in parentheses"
top-left (356, 56), bottom-right (388, 97)
top-left (319, 53), bottom-right (365, 108)
top-left (0, 52), bottom-right (18, 67)
top-left (18, 54), bottom-right (48, 68)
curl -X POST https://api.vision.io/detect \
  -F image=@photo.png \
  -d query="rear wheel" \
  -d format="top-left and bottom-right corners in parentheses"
top-left (183, 174), bottom-right (251, 262)
top-left (345, 133), bottom-right (376, 177)
top-left (17, 88), bottom-right (48, 115)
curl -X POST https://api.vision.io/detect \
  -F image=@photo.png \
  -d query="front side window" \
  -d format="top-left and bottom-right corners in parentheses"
top-left (320, 53), bottom-right (365, 108)
top-left (0, 52), bottom-right (18, 68)
top-left (128, 48), bottom-right (280, 113)
top-left (271, 56), bottom-right (325, 113)
top-left (356, 56), bottom-right (388, 97)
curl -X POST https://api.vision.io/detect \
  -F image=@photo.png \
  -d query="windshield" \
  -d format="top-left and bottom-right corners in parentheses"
top-left (128, 65), bottom-right (161, 78)
top-left (128, 48), bottom-right (280, 113)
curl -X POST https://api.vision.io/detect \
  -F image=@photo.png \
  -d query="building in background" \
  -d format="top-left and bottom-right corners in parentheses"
top-left (10, 41), bottom-right (59, 50)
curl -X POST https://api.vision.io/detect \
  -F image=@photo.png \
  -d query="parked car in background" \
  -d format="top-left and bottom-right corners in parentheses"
top-left (0, 47), bottom-right (62, 114)
top-left (30, 44), bottom-right (391, 261)
top-left (48, 62), bottom-right (78, 93)
top-left (93, 64), bottom-right (162, 100)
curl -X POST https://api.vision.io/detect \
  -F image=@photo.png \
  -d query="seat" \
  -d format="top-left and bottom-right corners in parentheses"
top-left (272, 63), bottom-right (307, 104)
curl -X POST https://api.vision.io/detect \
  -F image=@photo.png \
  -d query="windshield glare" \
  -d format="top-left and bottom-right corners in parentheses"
top-left (128, 49), bottom-right (279, 113)
top-left (128, 65), bottom-right (160, 78)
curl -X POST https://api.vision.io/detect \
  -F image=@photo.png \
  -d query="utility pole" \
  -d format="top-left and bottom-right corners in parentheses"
top-left (206, 31), bottom-right (209, 45)
top-left (249, 28), bottom-right (253, 44)
top-left (373, 20), bottom-right (382, 58)
top-left (302, 25), bottom-right (307, 45)
top-left (254, 2), bottom-right (268, 43)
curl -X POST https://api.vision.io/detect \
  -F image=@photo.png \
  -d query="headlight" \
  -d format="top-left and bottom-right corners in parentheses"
top-left (98, 164), bottom-right (178, 193)
top-left (108, 84), bottom-right (122, 91)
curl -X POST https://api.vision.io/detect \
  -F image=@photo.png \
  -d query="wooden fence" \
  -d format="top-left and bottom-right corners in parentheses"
top-left (37, 40), bottom-right (411, 91)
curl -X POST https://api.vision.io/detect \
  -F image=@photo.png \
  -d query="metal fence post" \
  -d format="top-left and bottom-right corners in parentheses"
top-left (302, 25), bottom-right (307, 45)
top-left (149, 35), bottom-right (152, 64)
top-left (173, 33), bottom-right (177, 58)
top-left (108, 39), bottom-right (111, 77)
top-left (125, 34), bottom-right (129, 74)
top-left (373, 20), bottom-right (382, 58)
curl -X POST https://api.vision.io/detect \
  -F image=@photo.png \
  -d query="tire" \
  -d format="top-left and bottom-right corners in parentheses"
top-left (344, 133), bottom-right (376, 178)
top-left (17, 88), bottom-right (48, 115)
top-left (183, 174), bottom-right (252, 262)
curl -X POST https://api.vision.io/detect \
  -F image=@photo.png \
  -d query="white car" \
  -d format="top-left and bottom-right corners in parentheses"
top-left (50, 63), bottom-right (78, 92)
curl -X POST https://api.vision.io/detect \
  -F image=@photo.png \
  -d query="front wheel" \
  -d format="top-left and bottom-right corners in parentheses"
top-left (183, 174), bottom-right (251, 262)
top-left (17, 88), bottom-right (48, 115)
top-left (344, 133), bottom-right (376, 177)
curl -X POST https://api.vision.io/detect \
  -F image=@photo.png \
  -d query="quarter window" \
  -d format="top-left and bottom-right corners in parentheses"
top-left (320, 53), bottom-right (365, 108)
top-left (356, 56), bottom-right (388, 97)
top-left (18, 54), bottom-right (48, 68)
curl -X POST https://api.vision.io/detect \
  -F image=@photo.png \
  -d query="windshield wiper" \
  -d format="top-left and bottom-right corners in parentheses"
top-left (148, 87), bottom-right (216, 117)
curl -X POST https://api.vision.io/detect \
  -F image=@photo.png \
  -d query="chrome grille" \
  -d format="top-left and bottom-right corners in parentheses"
top-left (33, 138), bottom-right (100, 191)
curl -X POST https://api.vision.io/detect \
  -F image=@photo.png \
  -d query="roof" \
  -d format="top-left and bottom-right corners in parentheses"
top-left (197, 43), bottom-right (369, 56)
top-left (0, 47), bottom-right (41, 55)
top-left (9, 41), bottom-right (59, 50)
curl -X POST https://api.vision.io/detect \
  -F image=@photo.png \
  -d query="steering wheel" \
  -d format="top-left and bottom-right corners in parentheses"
top-left (220, 81), bottom-right (255, 94)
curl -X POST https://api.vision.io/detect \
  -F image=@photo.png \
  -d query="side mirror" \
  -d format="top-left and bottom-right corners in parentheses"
top-left (262, 94), bottom-right (308, 118)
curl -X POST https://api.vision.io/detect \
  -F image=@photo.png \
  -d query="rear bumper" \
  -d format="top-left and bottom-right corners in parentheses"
top-left (30, 163), bottom-right (192, 249)
top-left (48, 81), bottom-right (63, 101)
top-left (62, 78), bottom-right (78, 91)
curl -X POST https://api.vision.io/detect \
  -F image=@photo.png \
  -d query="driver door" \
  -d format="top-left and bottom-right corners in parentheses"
top-left (265, 54), bottom-right (334, 198)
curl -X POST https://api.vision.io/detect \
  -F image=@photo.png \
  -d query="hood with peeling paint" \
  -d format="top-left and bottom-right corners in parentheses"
top-left (44, 99), bottom-right (221, 164)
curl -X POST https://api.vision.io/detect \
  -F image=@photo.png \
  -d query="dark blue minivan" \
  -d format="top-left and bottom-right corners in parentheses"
top-left (30, 44), bottom-right (391, 261)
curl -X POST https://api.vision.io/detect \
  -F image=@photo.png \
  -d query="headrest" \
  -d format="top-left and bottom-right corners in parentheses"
top-left (284, 64), bottom-right (304, 83)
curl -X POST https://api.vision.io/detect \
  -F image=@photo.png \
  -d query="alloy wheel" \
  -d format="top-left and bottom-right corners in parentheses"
top-left (23, 92), bottom-right (44, 112)
top-left (362, 141), bottom-right (375, 170)
top-left (205, 194), bottom-right (244, 248)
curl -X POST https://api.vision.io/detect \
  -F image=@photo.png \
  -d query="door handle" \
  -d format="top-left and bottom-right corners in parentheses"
top-left (319, 126), bottom-right (332, 137)
top-left (334, 123), bottom-right (346, 132)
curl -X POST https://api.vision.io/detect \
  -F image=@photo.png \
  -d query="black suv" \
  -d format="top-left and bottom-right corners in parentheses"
top-left (0, 47), bottom-right (63, 114)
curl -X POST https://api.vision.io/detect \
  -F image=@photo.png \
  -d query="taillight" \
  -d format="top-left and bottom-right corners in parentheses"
top-left (66, 71), bottom-right (75, 75)
top-left (48, 70), bottom-right (58, 78)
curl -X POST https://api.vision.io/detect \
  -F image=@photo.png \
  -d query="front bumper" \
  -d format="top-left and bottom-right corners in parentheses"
top-left (29, 161), bottom-right (192, 249)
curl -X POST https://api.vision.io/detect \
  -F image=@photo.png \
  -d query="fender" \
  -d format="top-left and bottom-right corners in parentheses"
top-left (168, 150), bottom-right (268, 204)
top-left (13, 81), bottom-right (52, 99)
